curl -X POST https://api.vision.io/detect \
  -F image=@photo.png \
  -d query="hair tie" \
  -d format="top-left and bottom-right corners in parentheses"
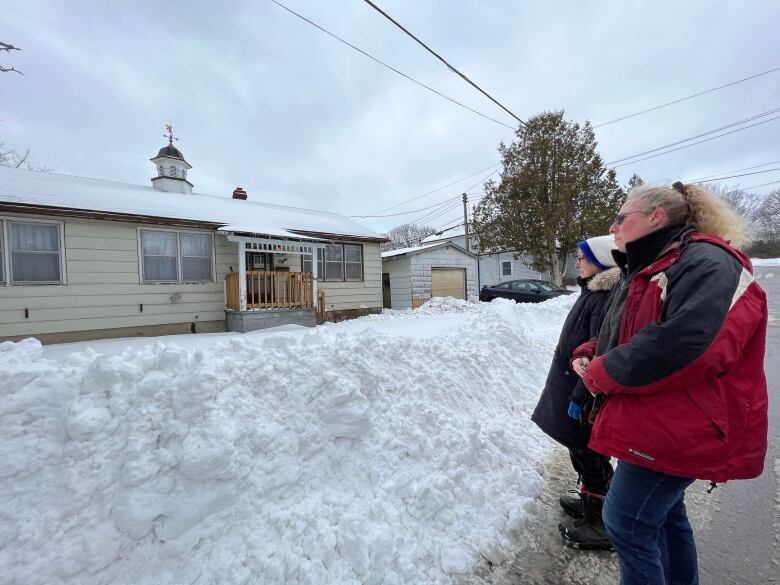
top-left (672, 181), bottom-right (688, 196)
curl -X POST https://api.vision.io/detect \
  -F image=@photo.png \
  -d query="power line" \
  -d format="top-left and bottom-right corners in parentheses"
top-left (593, 65), bottom-right (780, 128)
top-left (350, 194), bottom-right (461, 218)
top-left (741, 179), bottom-right (780, 191)
top-left (687, 159), bottom-right (780, 183)
top-left (269, 0), bottom-right (515, 130)
top-left (359, 162), bottom-right (500, 217)
top-left (609, 113), bottom-right (780, 169)
top-left (697, 167), bottom-right (780, 183)
top-left (361, 0), bottom-right (523, 126)
top-left (607, 107), bottom-right (780, 166)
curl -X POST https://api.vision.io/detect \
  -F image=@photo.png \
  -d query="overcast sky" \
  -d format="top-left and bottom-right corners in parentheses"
top-left (3, 0), bottom-right (779, 235)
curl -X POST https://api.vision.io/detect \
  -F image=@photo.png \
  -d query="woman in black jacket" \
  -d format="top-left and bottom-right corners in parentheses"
top-left (531, 235), bottom-right (620, 550)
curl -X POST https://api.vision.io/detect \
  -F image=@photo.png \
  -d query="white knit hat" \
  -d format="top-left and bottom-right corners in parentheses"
top-left (578, 235), bottom-right (617, 270)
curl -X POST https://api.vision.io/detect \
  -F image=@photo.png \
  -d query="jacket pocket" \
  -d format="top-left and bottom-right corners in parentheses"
top-left (685, 387), bottom-right (728, 439)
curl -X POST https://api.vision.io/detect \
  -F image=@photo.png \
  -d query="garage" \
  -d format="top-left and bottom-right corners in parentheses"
top-left (380, 241), bottom-right (478, 309)
top-left (431, 268), bottom-right (466, 300)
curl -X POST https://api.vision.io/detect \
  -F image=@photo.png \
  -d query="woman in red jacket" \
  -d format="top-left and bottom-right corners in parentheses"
top-left (572, 182), bottom-right (768, 584)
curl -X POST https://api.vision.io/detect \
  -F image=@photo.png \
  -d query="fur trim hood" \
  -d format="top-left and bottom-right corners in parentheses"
top-left (587, 267), bottom-right (622, 292)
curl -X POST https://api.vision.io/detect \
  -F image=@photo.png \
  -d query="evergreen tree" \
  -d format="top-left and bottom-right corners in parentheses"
top-left (472, 111), bottom-right (622, 285)
top-left (626, 173), bottom-right (644, 192)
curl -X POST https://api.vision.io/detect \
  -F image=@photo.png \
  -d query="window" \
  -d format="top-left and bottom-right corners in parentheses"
top-left (501, 260), bottom-right (512, 277)
top-left (344, 244), bottom-right (363, 281)
top-left (181, 233), bottom-right (213, 282)
top-left (139, 229), bottom-right (214, 283)
top-left (511, 281), bottom-right (534, 291)
top-left (309, 243), bottom-right (364, 281)
top-left (325, 244), bottom-right (343, 280)
top-left (4, 220), bottom-right (65, 284)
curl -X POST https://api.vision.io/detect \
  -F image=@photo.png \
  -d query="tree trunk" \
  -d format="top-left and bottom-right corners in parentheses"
top-left (548, 248), bottom-right (562, 286)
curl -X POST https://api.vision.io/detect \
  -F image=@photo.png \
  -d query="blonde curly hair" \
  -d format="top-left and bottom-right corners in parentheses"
top-left (627, 183), bottom-right (747, 248)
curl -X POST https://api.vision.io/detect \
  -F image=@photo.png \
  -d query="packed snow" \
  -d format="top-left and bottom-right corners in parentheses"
top-left (751, 257), bottom-right (780, 266)
top-left (0, 296), bottom-right (576, 585)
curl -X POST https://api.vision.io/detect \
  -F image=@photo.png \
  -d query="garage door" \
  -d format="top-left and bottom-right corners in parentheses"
top-left (431, 268), bottom-right (466, 300)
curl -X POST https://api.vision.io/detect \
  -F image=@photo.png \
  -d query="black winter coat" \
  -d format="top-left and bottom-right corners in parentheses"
top-left (531, 268), bottom-right (620, 450)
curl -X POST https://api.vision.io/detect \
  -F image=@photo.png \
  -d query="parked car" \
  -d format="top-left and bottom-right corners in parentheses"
top-left (479, 279), bottom-right (573, 303)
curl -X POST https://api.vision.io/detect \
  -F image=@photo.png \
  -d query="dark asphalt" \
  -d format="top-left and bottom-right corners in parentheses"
top-left (696, 266), bottom-right (780, 585)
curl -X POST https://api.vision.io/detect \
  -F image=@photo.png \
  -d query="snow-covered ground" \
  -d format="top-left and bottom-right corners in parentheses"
top-left (0, 296), bottom-right (576, 585)
top-left (751, 257), bottom-right (780, 266)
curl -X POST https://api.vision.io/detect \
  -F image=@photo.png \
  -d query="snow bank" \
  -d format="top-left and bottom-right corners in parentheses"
top-left (0, 296), bottom-right (575, 585)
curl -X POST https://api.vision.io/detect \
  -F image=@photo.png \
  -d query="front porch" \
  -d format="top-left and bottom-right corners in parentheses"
top-left (221, 230), bottom-right (324, 333)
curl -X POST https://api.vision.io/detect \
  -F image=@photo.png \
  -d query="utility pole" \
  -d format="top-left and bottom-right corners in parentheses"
top-left (462, 192), bottom-right (469, 252)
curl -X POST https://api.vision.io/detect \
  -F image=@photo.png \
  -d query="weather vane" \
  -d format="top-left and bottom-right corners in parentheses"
top-left (164, 124), bottom-right (178, 145)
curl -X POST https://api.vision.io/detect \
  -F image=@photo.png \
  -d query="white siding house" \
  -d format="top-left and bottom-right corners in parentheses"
top-left (381, 241), bottom-right (478, 309)
top-left (419, 229), bottom-right (581, 287)
top-left (0, 143), bottom-right (386, 343)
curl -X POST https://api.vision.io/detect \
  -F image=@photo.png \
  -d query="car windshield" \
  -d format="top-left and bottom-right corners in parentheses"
top-left (536, 281), bottom-right (565, 292)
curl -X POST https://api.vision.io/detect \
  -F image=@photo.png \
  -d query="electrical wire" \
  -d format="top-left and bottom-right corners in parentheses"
top-left (607, 107), bottom-right (780, 166)
top-left (269, 0), bottom-right (515, 130)
top-left (593, 65), bottom-right (780, 128)
top-left (609, 114), bottom-right (780, 169)
top-left (696, 167), bottom-right (780, 183)
top-left (350, 194), bottom-right (462, 218)
top-left (362, 0), bottom-right (523, 126)
top-left (687, 159), bottom-right (780, 183)
top-left (357, 162), bottom-right (500, 217)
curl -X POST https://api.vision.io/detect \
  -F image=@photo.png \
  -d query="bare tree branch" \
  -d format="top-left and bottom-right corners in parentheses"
top-left (1, 41), bottom-right (23, 75)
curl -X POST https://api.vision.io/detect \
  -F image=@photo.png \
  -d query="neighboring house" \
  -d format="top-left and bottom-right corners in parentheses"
top-left (420, 228), bottom-right (578, 286)
top-left (380, 241), bottom-right (478, 309)
top-left (0, 141), bottom-right (386, 344)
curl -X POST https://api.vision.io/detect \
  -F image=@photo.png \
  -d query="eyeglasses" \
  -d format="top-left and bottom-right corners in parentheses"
top-left (614, 210), bottom-right (649, 226)
top-left (575, 255), bottom-right (586, 264)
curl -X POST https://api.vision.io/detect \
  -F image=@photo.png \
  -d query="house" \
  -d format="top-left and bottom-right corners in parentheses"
top-left (380, 240), bottom-right (478, 309)
top-left (0, 140), bottom-right (386, 344)
top-left (420, 228), bottom-right (577, 286)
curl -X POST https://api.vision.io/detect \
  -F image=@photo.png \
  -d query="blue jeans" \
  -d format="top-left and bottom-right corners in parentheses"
top-left (603, 461), bottom-right (698, 585)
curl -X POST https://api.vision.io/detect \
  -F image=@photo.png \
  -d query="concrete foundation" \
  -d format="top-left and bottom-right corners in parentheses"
top-left (1, 320), bottom-right (226, 345)
top-left (226, 308), bottom-right (317, 332)
top-left (321, 307), bottom-right (382, 323)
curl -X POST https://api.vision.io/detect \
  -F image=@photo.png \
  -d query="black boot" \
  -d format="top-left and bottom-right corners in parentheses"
top-left (558, 493), bottom-right (613, 550)
top-left (558, 491), bottom-right (584, 519)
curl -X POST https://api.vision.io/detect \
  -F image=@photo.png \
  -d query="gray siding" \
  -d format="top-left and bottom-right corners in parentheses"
top-left (0, 212), bottom-right (236, 338)
top-left (319, 243), bottom-right (382, 312)
top-left (478, 252), bottom-right (550, 287)
top-left (410, 246), bottom-right (478, 303)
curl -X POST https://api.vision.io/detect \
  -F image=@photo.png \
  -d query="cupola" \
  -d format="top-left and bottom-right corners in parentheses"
top-left (151, 125), bottom-right (193, 194)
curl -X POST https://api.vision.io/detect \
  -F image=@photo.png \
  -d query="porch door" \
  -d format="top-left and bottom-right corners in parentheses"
top-left (246, 252), bottom-right (273, 271)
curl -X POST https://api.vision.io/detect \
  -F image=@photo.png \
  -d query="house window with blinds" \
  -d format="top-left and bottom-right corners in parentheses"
top-left (313, 243), bottom-right (364, 282)
top-left (140, 229), bottom-right (214, 284)
top-left (501, 260), bottom-right (512, 277)
top-left (5, 220), bottom-right (65, 285)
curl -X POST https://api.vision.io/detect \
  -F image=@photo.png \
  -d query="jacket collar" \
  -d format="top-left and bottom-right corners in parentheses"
top-left (576, 274), bottom-right (594, 293)
top-left (612, 224), bottom-right (690, 276)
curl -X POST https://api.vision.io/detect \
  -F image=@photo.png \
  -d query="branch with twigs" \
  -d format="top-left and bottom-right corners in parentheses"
top-left (1, 41), bottom-right (23, 75)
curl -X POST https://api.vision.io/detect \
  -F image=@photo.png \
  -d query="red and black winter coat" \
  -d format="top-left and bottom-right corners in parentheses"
top-left (531, 268), bottom-right (620, 450)
top-left (575, 225), bottom-right (768, 482)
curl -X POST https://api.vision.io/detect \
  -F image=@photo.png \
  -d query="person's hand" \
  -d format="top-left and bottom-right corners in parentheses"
top-left (567, 401), bottom-right (583, 421)
top-left (572, 356), bottom-right (591, 378)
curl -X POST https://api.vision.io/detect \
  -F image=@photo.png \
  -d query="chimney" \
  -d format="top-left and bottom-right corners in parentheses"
top-left (232, 187), bottom-right (247, 200)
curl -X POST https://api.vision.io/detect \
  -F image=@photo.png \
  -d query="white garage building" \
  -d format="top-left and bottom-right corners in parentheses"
top-left (380, 241), bottom-right (478, 309)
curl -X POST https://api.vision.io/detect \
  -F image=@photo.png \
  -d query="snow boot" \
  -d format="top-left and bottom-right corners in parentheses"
top-left (558, 492), bottom-right (613, 550)
top-left (558, 491), bottom-right (584, 519)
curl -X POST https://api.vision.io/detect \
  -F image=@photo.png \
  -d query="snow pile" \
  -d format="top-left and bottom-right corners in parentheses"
top-left (0, 296), bottom-right (575, 585)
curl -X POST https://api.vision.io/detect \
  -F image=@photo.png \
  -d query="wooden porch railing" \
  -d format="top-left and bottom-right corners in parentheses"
top-left (225, 271), bottom-right (314, 311)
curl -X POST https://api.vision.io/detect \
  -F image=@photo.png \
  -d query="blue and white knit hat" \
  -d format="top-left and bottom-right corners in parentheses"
top-left (577, 235), bottom-right (618, 270)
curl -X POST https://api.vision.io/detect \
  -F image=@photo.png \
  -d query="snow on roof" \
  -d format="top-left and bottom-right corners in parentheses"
top-left (381, 240), bottom-right (474, 259)
top-left (0, 166), bottom-right (381, 241)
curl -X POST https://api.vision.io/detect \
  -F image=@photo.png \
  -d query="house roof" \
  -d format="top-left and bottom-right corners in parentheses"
top-left (381, 240), bottom-right (477, 259)
top-left (0, 166), bottom-right (384, 242)
top-left (152, 143), bottom-right (187, 162)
